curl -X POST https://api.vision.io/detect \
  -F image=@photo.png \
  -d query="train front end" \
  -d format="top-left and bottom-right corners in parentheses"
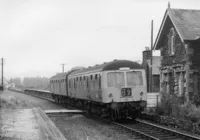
top-left (102, 66), bottom-right (147, 120)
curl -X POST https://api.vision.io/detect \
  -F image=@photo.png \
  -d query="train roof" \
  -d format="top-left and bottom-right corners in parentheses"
top-left (50, 73), bottom-right (68, 81)
top-left (69, 60), bottom-right (143, 75)
top-left (50, 69), bottom-right (80, 81)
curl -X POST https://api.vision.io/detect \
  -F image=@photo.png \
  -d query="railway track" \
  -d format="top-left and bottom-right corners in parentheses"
top-left (111, 118), bottom-right (200, 140)
top-left (10, 89), bottom-right (200, 140)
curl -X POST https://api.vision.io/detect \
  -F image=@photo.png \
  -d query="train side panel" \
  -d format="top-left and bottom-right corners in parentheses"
top-left (50, 78), bottom-right (68, 96)
top-left (68, 71), bottom-right (103, 102)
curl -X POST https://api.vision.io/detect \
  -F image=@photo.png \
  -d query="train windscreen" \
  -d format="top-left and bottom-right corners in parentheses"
top-left (107, 72), bottom-right (125, 88)
top-left (126, 71), bottom-right (143, 86)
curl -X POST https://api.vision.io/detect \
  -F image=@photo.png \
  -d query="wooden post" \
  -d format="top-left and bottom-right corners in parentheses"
top-left (1, 58), bottom-right (3, 90)
top-left (150, 20), bottom-right (154, 92)
top-left (156, 95), bottom-right (159, 107)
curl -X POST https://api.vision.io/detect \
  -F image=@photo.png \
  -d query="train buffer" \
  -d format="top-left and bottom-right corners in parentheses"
top-left (45, 109), bottom-right (85, 114)
top-left (0, 107), bottom-right (66, 140)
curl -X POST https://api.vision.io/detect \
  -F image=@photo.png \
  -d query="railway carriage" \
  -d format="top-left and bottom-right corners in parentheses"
top-left (50, 73), bottom-right (68, 102)
top-left (50, 60), bottom-right (147, 120)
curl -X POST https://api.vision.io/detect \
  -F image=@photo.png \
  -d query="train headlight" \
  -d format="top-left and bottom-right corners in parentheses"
top-left (109, 93), bottom-right (113, 98)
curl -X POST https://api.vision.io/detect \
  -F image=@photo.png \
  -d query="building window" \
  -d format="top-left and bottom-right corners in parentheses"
top-left (178, 73), bottom-right (183, 96)
top-left (168, 28), bottom-right (175, 55)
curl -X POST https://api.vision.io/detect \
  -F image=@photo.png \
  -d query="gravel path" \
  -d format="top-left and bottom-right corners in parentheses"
top-left (0, 90), bottom-right (65, 110)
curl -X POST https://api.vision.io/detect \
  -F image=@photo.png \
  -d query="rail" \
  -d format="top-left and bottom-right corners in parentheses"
top-left (135, 119), bottom-right (200, 140)
top-left (9, 88), bottom-right (200, 139)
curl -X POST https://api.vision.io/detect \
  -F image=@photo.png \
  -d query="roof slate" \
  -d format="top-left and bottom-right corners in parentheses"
top-left (154, 8), bottom-right (200, 50)
top-left (169, 8), bottom-right (200, 40)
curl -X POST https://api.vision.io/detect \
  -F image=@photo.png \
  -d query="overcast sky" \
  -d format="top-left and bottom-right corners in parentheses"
top-left (0, 0), bottom-right (200, 79)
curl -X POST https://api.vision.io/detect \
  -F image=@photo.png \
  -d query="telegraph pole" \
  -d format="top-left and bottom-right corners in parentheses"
top-left (60, 64), bottom-right (67, 73)
top-left (1, 58), bottom-right (4, 90)
top-left (150, 20), bottom-right (154, 92)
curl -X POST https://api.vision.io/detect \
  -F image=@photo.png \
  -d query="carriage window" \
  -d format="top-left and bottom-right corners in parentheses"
top-left (90, 75), bottom-right (93, 80)
top-left (70, 79), bottom-right (72, 88)
top-left (99, 74), bottom-right (101, 89)
top-left (126, 71), bottom-right (143, 86)
top-left (69, 80), bottom-right (71, 88)
top-left (80, 77), bottom-right (82, 86)
top-left (107, 72), bottom-right (125, 88)
top-left (74, 78), bottom-right (76, 88)
top-left (83, 76), bottom-right (86, 81)
top-left (86, 77), bottom-right (89, 88)
top-left (95, 74), bottom-right (98, 80)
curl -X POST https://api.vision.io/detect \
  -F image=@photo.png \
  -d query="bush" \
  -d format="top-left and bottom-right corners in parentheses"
top-left (155, 93), bottom-right (182, 116)
top-left (187, 106), bottom-right (200, 123)
top-left (155, 106), bottom-right (164, 115)
top-left (155, 92), bottom-right (200, 123)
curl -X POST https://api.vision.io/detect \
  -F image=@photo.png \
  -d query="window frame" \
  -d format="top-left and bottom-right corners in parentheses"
top-left (168, 28), bottom-right (175, 55)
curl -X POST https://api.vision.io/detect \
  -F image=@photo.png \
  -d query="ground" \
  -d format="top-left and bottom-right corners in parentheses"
top-left (0, 90), bottom-right (135, 140)
top-left (49, 113), bottom-right (136, 140)
top-left (0, 90), bottom-right (65, 109)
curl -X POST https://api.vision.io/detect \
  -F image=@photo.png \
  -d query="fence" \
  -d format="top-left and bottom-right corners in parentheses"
top-left (147, 92), bottom-right (160, 108)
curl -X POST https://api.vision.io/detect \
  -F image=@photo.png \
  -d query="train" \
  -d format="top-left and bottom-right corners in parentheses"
top-left (25, 60), bottom-right (147, 120)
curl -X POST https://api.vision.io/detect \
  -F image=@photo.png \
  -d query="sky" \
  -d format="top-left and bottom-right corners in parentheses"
top-left (0, 0), bottom-right (200, 79)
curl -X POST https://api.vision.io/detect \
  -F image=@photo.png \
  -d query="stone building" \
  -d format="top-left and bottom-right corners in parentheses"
top-left (142, 48), bottom-right (161, 92)
top-left (154, 7), bottom-right (200, 104)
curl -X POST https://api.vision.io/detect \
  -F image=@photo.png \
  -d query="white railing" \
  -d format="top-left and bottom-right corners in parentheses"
top-left (147, 92), bottom-right (160, 108)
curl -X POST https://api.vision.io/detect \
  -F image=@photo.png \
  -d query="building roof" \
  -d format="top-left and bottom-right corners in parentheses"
top-left (154, 8), bottom-right (200, 50)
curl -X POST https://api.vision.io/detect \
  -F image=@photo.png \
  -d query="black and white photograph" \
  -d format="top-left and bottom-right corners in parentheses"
top-left (0, 0), bottom-right (200, 139)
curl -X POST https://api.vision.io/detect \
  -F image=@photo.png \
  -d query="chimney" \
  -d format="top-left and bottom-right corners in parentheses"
top-left (168, 1), bottom-right (171, 9)
top-left (142, 47), bottom-right (151, 66)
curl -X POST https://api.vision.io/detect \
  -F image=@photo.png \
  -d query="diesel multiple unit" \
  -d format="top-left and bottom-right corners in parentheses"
top-left (49, 60), bottom-right (147, 120)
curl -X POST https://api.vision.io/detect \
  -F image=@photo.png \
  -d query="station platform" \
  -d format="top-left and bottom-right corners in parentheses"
top-left (45, 109), bottom-right (85, 114)
top-left (0, 108), bottom-right (66, 140)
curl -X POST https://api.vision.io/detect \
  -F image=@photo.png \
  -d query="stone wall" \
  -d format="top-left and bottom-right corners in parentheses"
top-left (186, 40), bottom-right (200, 105)
top-left (160, 19), bottom-right (186, 67)
top-left (160, 18), bottom-right (187, 101)
top-left (160, 22), bottom-right (200, 105)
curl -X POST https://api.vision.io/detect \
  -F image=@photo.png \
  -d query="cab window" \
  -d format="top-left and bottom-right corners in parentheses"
top-left (107, 72), bottom-right (125, 88)
top-left (126, 71), bottom-right (143, 86)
